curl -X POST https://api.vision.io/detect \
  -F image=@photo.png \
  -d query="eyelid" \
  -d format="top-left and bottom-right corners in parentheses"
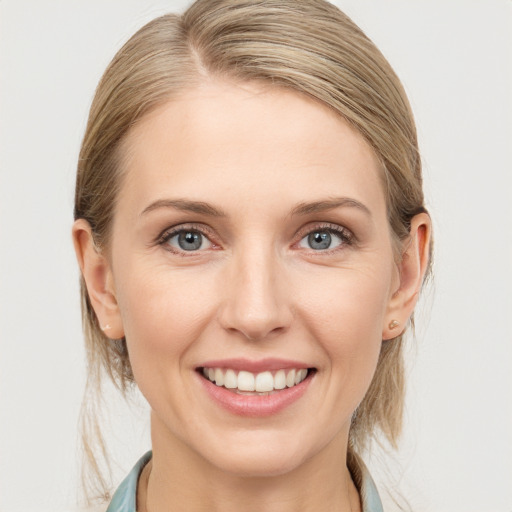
top-left (154, 221), bottom-right (354, 255)
top-left (156, 223), bottom-right (220, 252)
top-left (293, 222), bottom-right (355, 250)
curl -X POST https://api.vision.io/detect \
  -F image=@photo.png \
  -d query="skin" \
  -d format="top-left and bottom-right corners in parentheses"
top-left (73, 80), bottom-right (431, 512)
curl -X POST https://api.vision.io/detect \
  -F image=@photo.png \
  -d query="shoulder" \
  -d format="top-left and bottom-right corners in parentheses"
top-left (105, 452), bottom-right (152, 512)
top-left (348, 451), bottom-right (384, 512)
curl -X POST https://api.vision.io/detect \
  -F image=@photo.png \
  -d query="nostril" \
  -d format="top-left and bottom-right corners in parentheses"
top-left (225, 324), bottom-right (289, 343)
top-left (217, 270), bottom-right (293, 342)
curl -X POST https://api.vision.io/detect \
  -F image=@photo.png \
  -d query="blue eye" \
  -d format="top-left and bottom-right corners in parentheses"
top-left (298, 228), bottom-right (347, 251)
top-left (165, 230), bottom-right (212, 252)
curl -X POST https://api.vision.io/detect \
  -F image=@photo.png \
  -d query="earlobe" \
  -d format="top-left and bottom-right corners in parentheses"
top-left (383, 213), bottom-right (431, 340)
top-left (72, 219), bottom-right (125, 339)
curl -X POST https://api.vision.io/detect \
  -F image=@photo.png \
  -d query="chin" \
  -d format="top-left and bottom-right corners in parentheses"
top-left (194, 429), bottom-right (319, 479)
top-left (209, 448), bottom-right (307, 479)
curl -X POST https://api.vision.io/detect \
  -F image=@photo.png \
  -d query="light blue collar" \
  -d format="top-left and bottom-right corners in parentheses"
top-left (106, 451), bottom-right (152, 512)
top-left (106, 451), bottom-right (383, 512)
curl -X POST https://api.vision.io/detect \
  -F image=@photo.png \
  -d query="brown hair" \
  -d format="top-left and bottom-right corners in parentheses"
top-left (75, 0), bottom-right (431, 501)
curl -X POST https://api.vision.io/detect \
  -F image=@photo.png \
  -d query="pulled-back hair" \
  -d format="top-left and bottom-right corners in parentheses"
top-left (75, 0), bottom-right (431, 502)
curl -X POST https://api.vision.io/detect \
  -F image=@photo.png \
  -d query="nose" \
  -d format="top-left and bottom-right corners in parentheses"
top-left (218, 245), bottom-right (293, 342)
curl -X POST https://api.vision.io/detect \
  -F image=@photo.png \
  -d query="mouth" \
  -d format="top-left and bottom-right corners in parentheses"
top-left (196, 362), bottom-right (316, 416)
top-left (198, 367), bottom-right (314, 395)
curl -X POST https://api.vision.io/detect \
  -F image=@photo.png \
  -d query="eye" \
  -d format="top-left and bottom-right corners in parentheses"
top-left (163, 229), bottom-right (213, 252)
top-left (297, 226), bottom-right (352, 251)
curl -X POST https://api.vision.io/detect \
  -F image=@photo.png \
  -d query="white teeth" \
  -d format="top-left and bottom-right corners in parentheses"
top-left (202, 367), bottom-right (310, 393)
top-left (224, 369), bottom-right (237, 389)
top-left (255, 371), bottom-right (274, 392)
top-left (286, 369), bottom-right (296, 388)
top-left (237, 371), bottom-right (255, 391)
top-left (274, 369), bottom-right (286, 390)
top-left (214, 368), bottom-right (224, 386)
top-left (295, 368), bottom-right (307, 385)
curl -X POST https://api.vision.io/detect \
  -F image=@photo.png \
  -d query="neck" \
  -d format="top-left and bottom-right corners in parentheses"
top-left (138, 413), bottom-right (361, 512)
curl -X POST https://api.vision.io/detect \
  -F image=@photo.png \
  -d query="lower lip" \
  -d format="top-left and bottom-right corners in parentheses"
top-left (198, 371), bottom-right (314, 417)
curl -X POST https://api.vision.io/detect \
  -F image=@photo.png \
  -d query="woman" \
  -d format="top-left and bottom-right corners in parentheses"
top-left (72, 1), bottom-right (431, 510)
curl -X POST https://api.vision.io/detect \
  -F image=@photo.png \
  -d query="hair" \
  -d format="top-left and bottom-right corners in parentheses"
top-left (74, 0), bottom-right (432, 502)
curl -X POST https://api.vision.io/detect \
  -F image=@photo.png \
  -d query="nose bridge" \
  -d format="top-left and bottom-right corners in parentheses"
top-left (219, 238), bottom-right (291, 341)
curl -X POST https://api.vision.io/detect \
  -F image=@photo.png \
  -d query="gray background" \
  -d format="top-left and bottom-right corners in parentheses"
top-left (1, 1), bottom-right (511, 510)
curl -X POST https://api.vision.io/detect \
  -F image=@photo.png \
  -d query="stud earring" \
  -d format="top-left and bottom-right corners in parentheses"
top-left (388, 320), bottom-right (400, 330)
top-left (101, 324), bottom-right (111, 331)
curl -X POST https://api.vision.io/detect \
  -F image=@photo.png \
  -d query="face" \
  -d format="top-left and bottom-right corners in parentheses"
top-left (105, 81), bottom-right (400, 477)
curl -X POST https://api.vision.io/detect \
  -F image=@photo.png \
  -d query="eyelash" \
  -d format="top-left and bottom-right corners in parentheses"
top-left (157, 223), bottom-right (218, 256)
top-left (295, 223), bottom-right (355, 253)
top-left (156, 222), bottom-right (354, 256)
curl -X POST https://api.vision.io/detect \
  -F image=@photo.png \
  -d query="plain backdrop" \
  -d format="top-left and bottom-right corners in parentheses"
top-left (1, 1), bottom-right (511, 511)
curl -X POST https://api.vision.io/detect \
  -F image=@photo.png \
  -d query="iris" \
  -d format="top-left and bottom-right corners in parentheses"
top-left (308, 231), bottom-right (332, 250)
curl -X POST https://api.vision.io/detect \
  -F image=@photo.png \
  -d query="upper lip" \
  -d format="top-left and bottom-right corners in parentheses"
top-left (197, 358), bottom-right (312, 373)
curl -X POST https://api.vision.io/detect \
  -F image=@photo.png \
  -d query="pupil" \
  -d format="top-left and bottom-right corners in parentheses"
top-left (308, 231), bottom-right (331, 250)
top-left (178, 231), bottom-right (202, 251)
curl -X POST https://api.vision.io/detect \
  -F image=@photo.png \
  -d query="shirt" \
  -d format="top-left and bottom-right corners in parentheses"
top-left (106, 451), bottom-right (383, 512)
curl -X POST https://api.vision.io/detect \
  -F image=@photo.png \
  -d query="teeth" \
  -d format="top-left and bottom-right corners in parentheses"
top-left (274, 369), bottom-right (286, 390)
top-left (286, 369), bottom-right (296, 388)
top-left (295, 368), bottom-right (307, 385)
top-left (201, 367), bottom-right (310, 393)
top-left (255, 371), bottom-right (274, 392)
top-left (238, 371), bottom-right (255, 391)
top-left (214, 368), bottom-right (224, 387)
top-left (224, 369), bottom-right (237, 389)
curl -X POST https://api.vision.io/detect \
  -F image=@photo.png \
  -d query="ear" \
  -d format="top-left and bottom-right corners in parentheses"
top-left (72, 219), bottom-right (125, 339)
top-left (383, 212), bottom-right (431, 340)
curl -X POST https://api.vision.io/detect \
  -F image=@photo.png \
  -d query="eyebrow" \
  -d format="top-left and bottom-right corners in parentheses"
top-left (140, 196), bottom-right (371, 219)
top-left (140, 199), bottom-right (227, 217)
top-left (290, 197), bottom-right (372, 217)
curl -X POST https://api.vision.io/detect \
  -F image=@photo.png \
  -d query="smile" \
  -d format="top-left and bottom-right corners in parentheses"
top-left (201, 367), bottom-right (310, 395)
top-left (197, 361), bottom-right (316, 416)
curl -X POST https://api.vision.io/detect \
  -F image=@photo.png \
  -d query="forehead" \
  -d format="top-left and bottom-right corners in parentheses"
top-left (117, 80), bottom-right (386, 221)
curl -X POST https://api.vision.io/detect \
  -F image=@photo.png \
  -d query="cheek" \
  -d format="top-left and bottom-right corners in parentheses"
top-left (293, 264), bottom-right (391, 376)
top-left (115, 262), bottom-right (219, 376)
top-left (298, 263), bottom-right (391, 331)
